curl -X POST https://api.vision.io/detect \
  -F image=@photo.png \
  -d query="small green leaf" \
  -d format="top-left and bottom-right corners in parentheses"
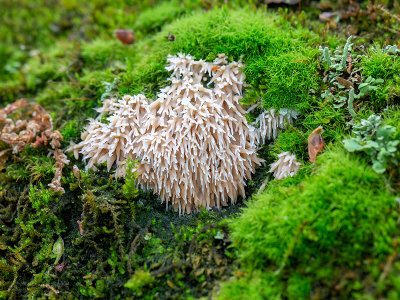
top-left (52, 236), bottom-right (64, 265)
top-left (372, 161), bottom-right (386, 173)
top-left (343, 139), bottom-right (364, 152)
top-left (214, 230), bottom-right (225, 240)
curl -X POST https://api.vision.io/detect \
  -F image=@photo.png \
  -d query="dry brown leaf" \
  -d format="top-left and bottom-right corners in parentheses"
top-left (114, 29), bottom-right (135, 45)
top-left (308, 126), bottom-right (325, 163)
top-left (336, 77), bottom-right (354, 88)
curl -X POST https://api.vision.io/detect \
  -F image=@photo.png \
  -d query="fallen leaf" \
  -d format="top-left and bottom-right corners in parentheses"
top-left (308, 126), bottom-right (325, 163)
top-left (336, 77), bottom-right (354, 88)
top-left (114, 29), bottom-right (135, 45)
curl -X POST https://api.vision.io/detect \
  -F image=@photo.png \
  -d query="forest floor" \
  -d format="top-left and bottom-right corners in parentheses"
top-left (1, 1), bottom-right (400, 299)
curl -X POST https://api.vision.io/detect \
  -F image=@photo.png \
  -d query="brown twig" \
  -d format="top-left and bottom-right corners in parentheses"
top-left (320, 95), bottom-right (332, 109)
top-left (40, 283), bottom-right (59, 295)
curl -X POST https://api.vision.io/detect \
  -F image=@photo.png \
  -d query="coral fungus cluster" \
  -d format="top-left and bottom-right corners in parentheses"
top-left (0, 99), bottom-right (69, 192)
top-left (70, 53), bottom-right (300, 214)
top-left (253, 109), bottom-right (298, 144)
top-left (71, 54), bottom-right (267, 213)
top-left (269, 151), bottom-right (301, 180)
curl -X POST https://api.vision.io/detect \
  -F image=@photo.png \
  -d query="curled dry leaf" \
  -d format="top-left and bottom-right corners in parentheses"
top-left (114, 29), bottom-right (135, 45)
top-left (308, 126), bottom-right (325, 163)
top-left (346, 55), bottom-right (352, 74)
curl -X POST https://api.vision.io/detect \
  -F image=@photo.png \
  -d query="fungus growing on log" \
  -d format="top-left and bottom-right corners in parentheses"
top-left (70, 53), bottom-right (297, 214)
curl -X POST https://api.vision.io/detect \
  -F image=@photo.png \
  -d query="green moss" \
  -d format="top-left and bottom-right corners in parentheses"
top-left (361, 47), bottom-right (400, 109)
top-left (236, 145), bottom-right (395, 265)
top-left (134, 1), bottom-right (189, 34)
top-left (2, 1), bottom-right (400, 299)
top-left (122, 158), bottom-right (139, 199)
top-left (61, 119), bottom-right (81, 142)
top-left (217, 271), bottom-right (282, 300)
top-left (270, 127), bottom-right (307, 160)
top-left (219, 145), bottom-right (397, 298)
top-left (81, 39), bottom-right (136, 69)
top-left (124, 270), bottom-right (155, 294)
top-left (120, 8), bottom-right (320, 112)
top-left (302, 103), bottom-right (347, 142)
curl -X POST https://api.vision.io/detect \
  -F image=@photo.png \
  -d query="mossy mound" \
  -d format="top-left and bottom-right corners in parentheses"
top-left (122, 8), bottom-right (320, 114)
top-left (361, 47), bottom-right (400, 109)
top-left (218, 144), bottom-right (399, 299)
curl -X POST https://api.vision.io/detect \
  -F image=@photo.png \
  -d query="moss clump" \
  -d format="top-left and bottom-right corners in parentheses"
top-left (270, 127), bottom-right (307, 161)
top-left (361, 47), bottom-right (400, 109)
top-left (124, 269), bottom-right (155, 294)
top-left (120, 8), bottom-right (320, 113)
top-left (81, 39), bottom-right (136, 69)
top-left (134, 0), bottom-right (189, 35)
top-left (218, 145), bottom-right (398, 299)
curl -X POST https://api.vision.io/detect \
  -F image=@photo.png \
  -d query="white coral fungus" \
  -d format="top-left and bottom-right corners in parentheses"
top-left (269, 151), bottom-right (301, 180)
top-left (253, 109), bottom-right (298, 144)
top-left (69, 53), bottom-right (264, 214)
